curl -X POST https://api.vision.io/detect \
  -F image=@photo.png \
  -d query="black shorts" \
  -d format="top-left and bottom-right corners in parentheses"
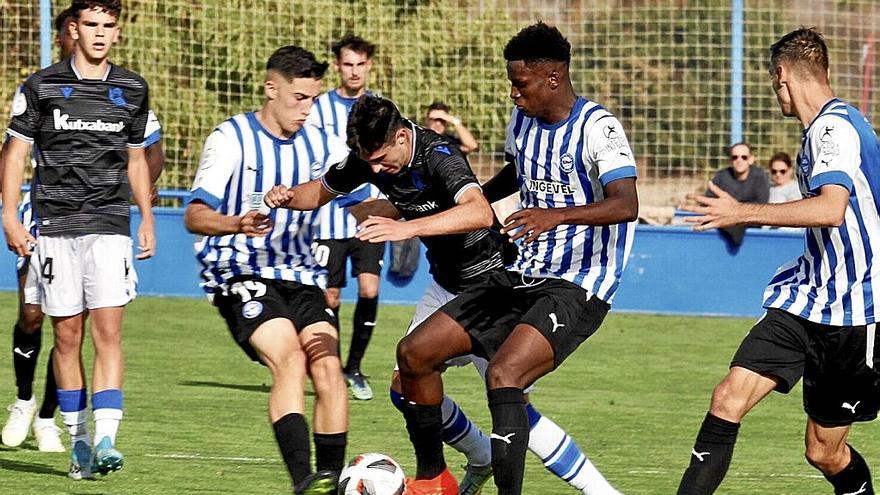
top-left (439, 270), bottom-right (609, 368)
top-left (312, 238), bottom-right (385, 288)
top-left (732, 308), bottom-right (880, 426)
top-left (214, 276), bottom-right (337, 363)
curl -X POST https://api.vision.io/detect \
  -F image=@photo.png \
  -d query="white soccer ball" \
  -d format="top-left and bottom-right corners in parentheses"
top-left (338, 453), bottom-right (406, 495)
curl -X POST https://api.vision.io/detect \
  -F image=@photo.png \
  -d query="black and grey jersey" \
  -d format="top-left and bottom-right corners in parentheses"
top-left (322, 121), bottom-right (504, 293)
top-left (6, 58), bottom-right (150, 237)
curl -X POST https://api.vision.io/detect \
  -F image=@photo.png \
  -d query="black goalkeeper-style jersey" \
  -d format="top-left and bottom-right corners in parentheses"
top-left (6, 58), bottom-right (150, 237)
top-left (322, 121), bottom-right (504, 293)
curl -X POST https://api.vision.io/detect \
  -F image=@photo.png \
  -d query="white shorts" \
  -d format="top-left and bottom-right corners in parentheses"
top-left (33, 234), bottom-right (138, 317)
top-left (21, 255), bottom-right (42, 306)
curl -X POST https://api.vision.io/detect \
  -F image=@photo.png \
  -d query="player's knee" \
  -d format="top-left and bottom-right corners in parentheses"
top-left (358, 285), bottom-right (378, 299)
top-left (53, 327), bottom-right (82, 352)
top-left (266, 348), bottom-right (307, 379)
top-left (708, 379), bottom-right (749, 421)
top-left (485, 361), bottom-right (523, 389)
top-left (309, 357), bottom-right (345, 393)
top-left (18, 305), bottom-right (44, 333)
top-left (91, 326), bottom-right (122, 349)
top-left (396, 337), bottom-right (433, 377)
top-left (804, 442), bottom-right (847, 474)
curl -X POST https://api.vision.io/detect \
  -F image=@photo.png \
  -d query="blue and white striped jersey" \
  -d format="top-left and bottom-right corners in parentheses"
top-left (763, 98), bottom-right (880, 326)
top-left (306, 89), bottom-right (383, 240)
top-left (504, 97), bottom-right (637, 303)
top-left (189, 112), bottom-right (347, 294)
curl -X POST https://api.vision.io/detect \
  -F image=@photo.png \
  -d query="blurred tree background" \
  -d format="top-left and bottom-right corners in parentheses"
top-left (1, 0), bottom-right (877, 206)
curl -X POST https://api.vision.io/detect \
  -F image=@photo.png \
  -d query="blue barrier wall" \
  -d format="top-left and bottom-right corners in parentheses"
top-left (0, 209), bottom-right (804, 317)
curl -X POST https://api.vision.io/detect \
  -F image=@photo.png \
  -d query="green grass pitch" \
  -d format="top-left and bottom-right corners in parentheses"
top-left (0, 293), bottom-right (877, 494)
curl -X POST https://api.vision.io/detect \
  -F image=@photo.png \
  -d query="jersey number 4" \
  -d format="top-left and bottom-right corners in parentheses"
top-left (41, 257), bottom-right (55, 284)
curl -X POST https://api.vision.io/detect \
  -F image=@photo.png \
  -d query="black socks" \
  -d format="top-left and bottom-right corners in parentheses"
top-left (677, 412), bottom-right (741, 495)
top-left (402, 401), bottom-right (445, 479)
top-left (273, 413), bottom-right (311, 486)
top-left (488, 387), bottom-right (528, 495)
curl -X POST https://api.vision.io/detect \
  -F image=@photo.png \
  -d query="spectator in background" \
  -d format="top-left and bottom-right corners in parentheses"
top-left (707, 142), bottom-right (770, 245)
top-left (768, 151), bottom-right (801, 203)
top-left (424, 101), bottom-right (479, 154)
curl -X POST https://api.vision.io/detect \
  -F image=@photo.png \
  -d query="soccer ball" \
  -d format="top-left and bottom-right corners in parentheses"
top-left (338, 453), bottom-right (406, 495)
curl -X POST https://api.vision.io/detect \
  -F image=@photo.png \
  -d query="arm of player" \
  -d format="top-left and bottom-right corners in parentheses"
top-left (482, 161), bottom-right (519, 203)
top-left (263, 179), bottom-right (339, 211)
top-left (146, 141), bottom-right (165, 205)
top-left (348, 199), bottom-right (401, 223)
top-left (183, 202), bottom-right (272, 237)
top-left (682, 181), bottom-right (847, 230)
top-left (128, 147), bottom-right (156, 259)
top-left (502, 177), bottom-right (639, 243)
top-left (0, 137), bottom-right (36, 256)
top-left (356, 187), bottom-right (494, 242)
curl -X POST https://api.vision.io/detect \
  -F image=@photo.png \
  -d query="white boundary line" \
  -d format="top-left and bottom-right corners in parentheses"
top-left (146, 453), bottom-right (276, 463)
top-left (627, 469), bottom-right (823, 480)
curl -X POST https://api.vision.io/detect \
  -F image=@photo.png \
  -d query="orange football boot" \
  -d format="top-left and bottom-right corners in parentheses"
top-left (403, 466), bottom-right (459, 495)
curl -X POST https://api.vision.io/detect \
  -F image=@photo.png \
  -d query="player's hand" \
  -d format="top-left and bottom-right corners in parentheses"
top-left (355, 216), bottom-right (415, 242)
top-left (264, 185), bottom-right (295, 208)
top-left (136, 217), bottom-right (156, 260)
top-left (680, 181), bottom-right (744, 231)
top-left (2, 218), bottom-right (37, 257)
top-left (501, 208), bottom-right (563, 244)
top-left (149, 184), bottom-right (160, 206)
top-left (239, 210), bottom-right (272, 237)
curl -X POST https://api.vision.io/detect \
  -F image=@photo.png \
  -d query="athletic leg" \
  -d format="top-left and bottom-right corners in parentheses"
top-left (676, 366), bottom-right (777, 495)
top-left (485, 323), bottom-right (555, 495)
top-left (805, 420), bottom-right (873, 495)
top-left (2, 265), bottom-right (44, 447)
top-left (398, 310), bottom-right (473, 486)
top-left (525, 401), bottom-right (621, 495)
top-left (301, 321), bottom-right (348, 476)
top-left (250, 318), bottom-right (311, 488)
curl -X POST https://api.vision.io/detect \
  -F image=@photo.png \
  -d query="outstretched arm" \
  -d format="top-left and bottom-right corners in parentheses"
top-left (263, 179), bottom-right (339, 211)
top-left (682, 181), bottom-right (847, 230)
top-left (356, 187), bottom-right (494, 242)
top-left (348, 199), bottom-right (401, 223)
top-left (184, 201), bottom-right (272, 237)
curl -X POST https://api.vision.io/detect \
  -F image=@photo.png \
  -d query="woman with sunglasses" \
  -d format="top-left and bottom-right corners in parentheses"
top-left (767, 151), bottom-right (801, 203)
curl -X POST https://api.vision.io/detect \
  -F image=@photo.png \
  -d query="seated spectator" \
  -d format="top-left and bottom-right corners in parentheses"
top-left (768, 151), bottom-right (801, 203)
top-left (424, 101), bottom-right (479, 154)
top-left (707, 142), bottom-right (770, 245)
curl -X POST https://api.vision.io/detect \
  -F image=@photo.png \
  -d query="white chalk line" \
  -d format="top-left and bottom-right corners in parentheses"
top-left (145, 453), bottom-right (277, 463)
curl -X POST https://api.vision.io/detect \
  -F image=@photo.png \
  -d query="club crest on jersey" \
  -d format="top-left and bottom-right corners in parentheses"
top-left (242, 301), bottom-right (264, 319)
top-left (559, 153), bottom-right (575, 173)
top-left (61, 86), bottom-right (74, 99)
top-left (11, 87), bottom-right (26, 117)
top-left (108, 87), bottom-right (127, 107)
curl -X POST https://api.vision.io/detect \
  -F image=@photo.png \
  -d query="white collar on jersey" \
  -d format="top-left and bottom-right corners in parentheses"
top-left (70, 58), bottom-right (111, 82)
top-left (404, 121), bottom-right (417, 170)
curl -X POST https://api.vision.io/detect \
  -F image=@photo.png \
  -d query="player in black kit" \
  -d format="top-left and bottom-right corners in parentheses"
top-left (264, 94), bottom-right (502, 493)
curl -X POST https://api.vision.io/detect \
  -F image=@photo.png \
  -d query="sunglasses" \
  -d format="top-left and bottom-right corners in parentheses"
top-left (730, 154), bottom-right (750, 161)
top-left (771, 168), bottom-right (789, 175)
